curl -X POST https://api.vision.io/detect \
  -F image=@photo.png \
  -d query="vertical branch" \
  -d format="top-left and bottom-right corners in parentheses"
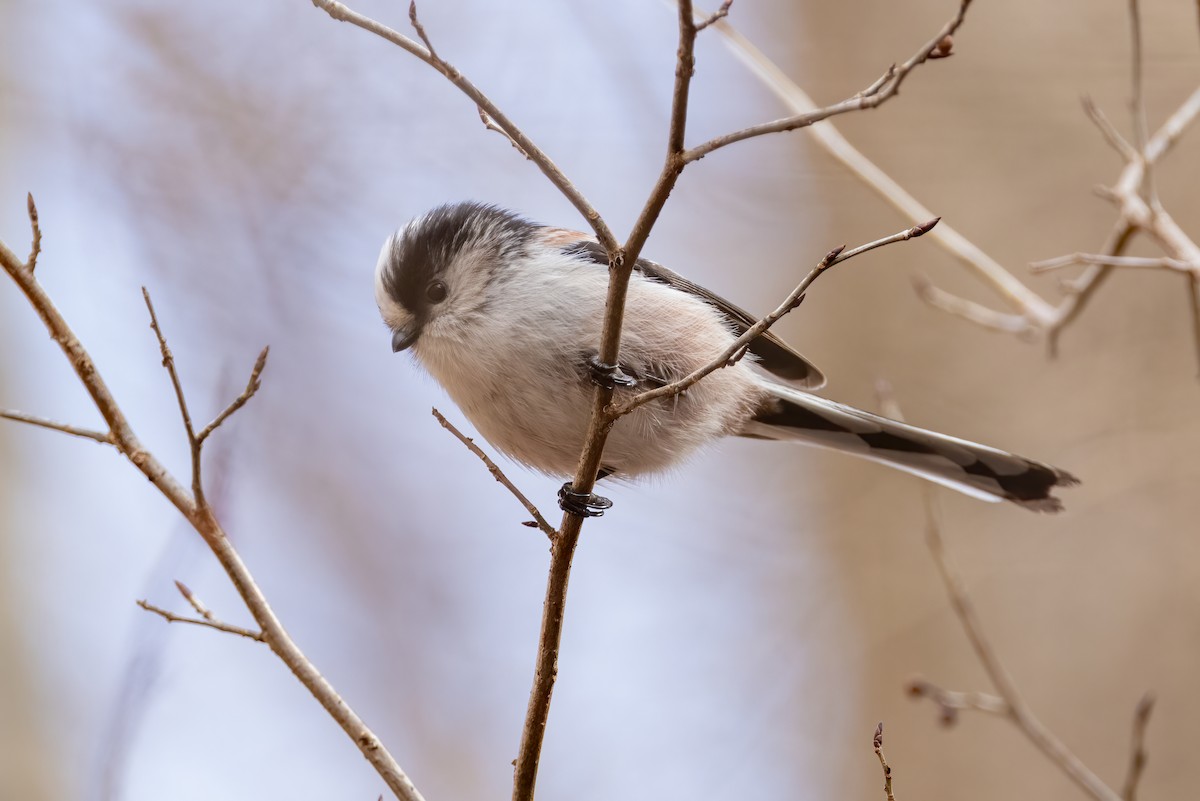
top-left (512, 5), bottom-right (703, 801)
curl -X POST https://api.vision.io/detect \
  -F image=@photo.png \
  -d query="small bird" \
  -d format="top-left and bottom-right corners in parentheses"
top-left (375, 202), bottom-right (1078, 514)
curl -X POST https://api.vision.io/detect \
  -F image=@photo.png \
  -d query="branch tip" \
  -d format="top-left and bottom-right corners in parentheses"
top-left (913, 217), bottom-right (941, 236)
top-left (26, 192), bottom-right (42, 272)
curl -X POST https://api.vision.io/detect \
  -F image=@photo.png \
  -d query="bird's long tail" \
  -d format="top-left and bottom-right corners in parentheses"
top-left (740, 386), bottom-right (1079, 512)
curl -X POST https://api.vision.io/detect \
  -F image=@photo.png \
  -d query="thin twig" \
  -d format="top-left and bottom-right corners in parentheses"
top-left (1121, 692), bottom-right (1155, 801)
top-left (406, 0), bottom-right (438, 60)
top-left (142, 287), bottom-right (205, 504)
top-left (0, 409), bottom-right (113, 445)
top-left (137, 599), bottom-right (265, 642)
top-left (873, 722), bottom-right (897, 801)
top-left (26, 193), bottom-right (42, 273)
top-left (196, 347), bottom-right (269, 444)
top-left (431, 408), bottom-right (557, 540)
top-left (616, 219), bottom-right (939, 415)
top-left (695, 0), bottom-right (732, 32)
top-left (175, 579), bottom-right (216, 621)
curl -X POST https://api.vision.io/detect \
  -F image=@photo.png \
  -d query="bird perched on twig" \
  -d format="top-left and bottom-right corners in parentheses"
top-left (375, 202), bottom-right (1078, 516)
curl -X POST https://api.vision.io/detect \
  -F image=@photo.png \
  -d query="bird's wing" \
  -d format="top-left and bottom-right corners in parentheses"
top-left (544, 231), bottom-right (826, 390)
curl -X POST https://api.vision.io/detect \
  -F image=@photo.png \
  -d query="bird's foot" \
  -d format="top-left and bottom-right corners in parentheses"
top-left (587, 355), bottom-right (637, 390)
top-left (557, 483), bottom-right (614, 518)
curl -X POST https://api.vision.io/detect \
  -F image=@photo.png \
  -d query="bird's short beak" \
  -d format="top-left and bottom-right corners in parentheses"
top-left (391, 322), bottom-right (420, 353)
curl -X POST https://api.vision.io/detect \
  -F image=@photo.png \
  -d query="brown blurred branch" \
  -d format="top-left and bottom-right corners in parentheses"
top-left (916, 492), bottom-right (1123, 801)
top-left (711, 2), bottom-right (1200, 370)
top-left (432, 407), bottom-right (558, 540)
top-left (1121, 693), bottom-right (1155, 801)
top-left (0, 409), bottom-right (113, 445)
top-left (0, 208), bottom-right (426, 801)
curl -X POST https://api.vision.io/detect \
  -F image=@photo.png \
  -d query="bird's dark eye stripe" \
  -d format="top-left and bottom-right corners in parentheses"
top-left (426, 280), bottom-right (448, 303)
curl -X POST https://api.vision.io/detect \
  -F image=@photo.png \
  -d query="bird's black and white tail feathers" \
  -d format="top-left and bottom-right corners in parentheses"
top-left (741, 386), bottom-right (1079, 512)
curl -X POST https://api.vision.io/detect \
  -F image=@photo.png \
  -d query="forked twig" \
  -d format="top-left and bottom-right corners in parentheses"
top-left (137, 599), bottom-right (265, 642)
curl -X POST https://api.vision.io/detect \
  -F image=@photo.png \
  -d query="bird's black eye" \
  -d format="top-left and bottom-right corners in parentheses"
top-left (425, 280), bottom-right (448, 303)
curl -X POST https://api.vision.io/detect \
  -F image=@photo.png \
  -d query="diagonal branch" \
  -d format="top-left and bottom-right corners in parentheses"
top-left (197, 347), bottom-right (270, 445)
top-left (0, 409), bottom-right (113, 445)
top-left (1121, 692), bottom-right (1155, 801)
top-left (432, 408), bottom-right (557, 540)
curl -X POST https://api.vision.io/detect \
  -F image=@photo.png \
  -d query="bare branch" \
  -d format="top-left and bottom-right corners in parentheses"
top-left (432, 408), bottom-right (557, 540)
top-left (872, 722), bottom-right (897, 801)
top-left (0, 409), bottom-right (113, 445)
top-left (137, 599), bottom-right (265, 642)
top-left (142, 287), bottom-right (206, 504)
top-left (695, 0), bottom-right (732, 32)
top-left (196, 347), bottom-right (270, 445)
top-left (0, 226), bottom-right (425, 801)
top-left (684, 0), bottom-right (974, 162)
top-left (616, 219), bottom-right (939, 416)
top-left (26, 193), bottom-right (42, 272)
top-left (1121, 692), bottom-right (1155, 801)
top-left (309, 0), bottom-right (618, 253)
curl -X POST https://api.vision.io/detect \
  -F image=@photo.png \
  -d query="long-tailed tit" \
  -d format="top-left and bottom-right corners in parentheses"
top-left (375, 202), bottom-right (1078, 515)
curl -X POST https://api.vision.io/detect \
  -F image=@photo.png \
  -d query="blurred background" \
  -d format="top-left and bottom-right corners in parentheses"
top-left (2, 0), bottom-right (1198, 799)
